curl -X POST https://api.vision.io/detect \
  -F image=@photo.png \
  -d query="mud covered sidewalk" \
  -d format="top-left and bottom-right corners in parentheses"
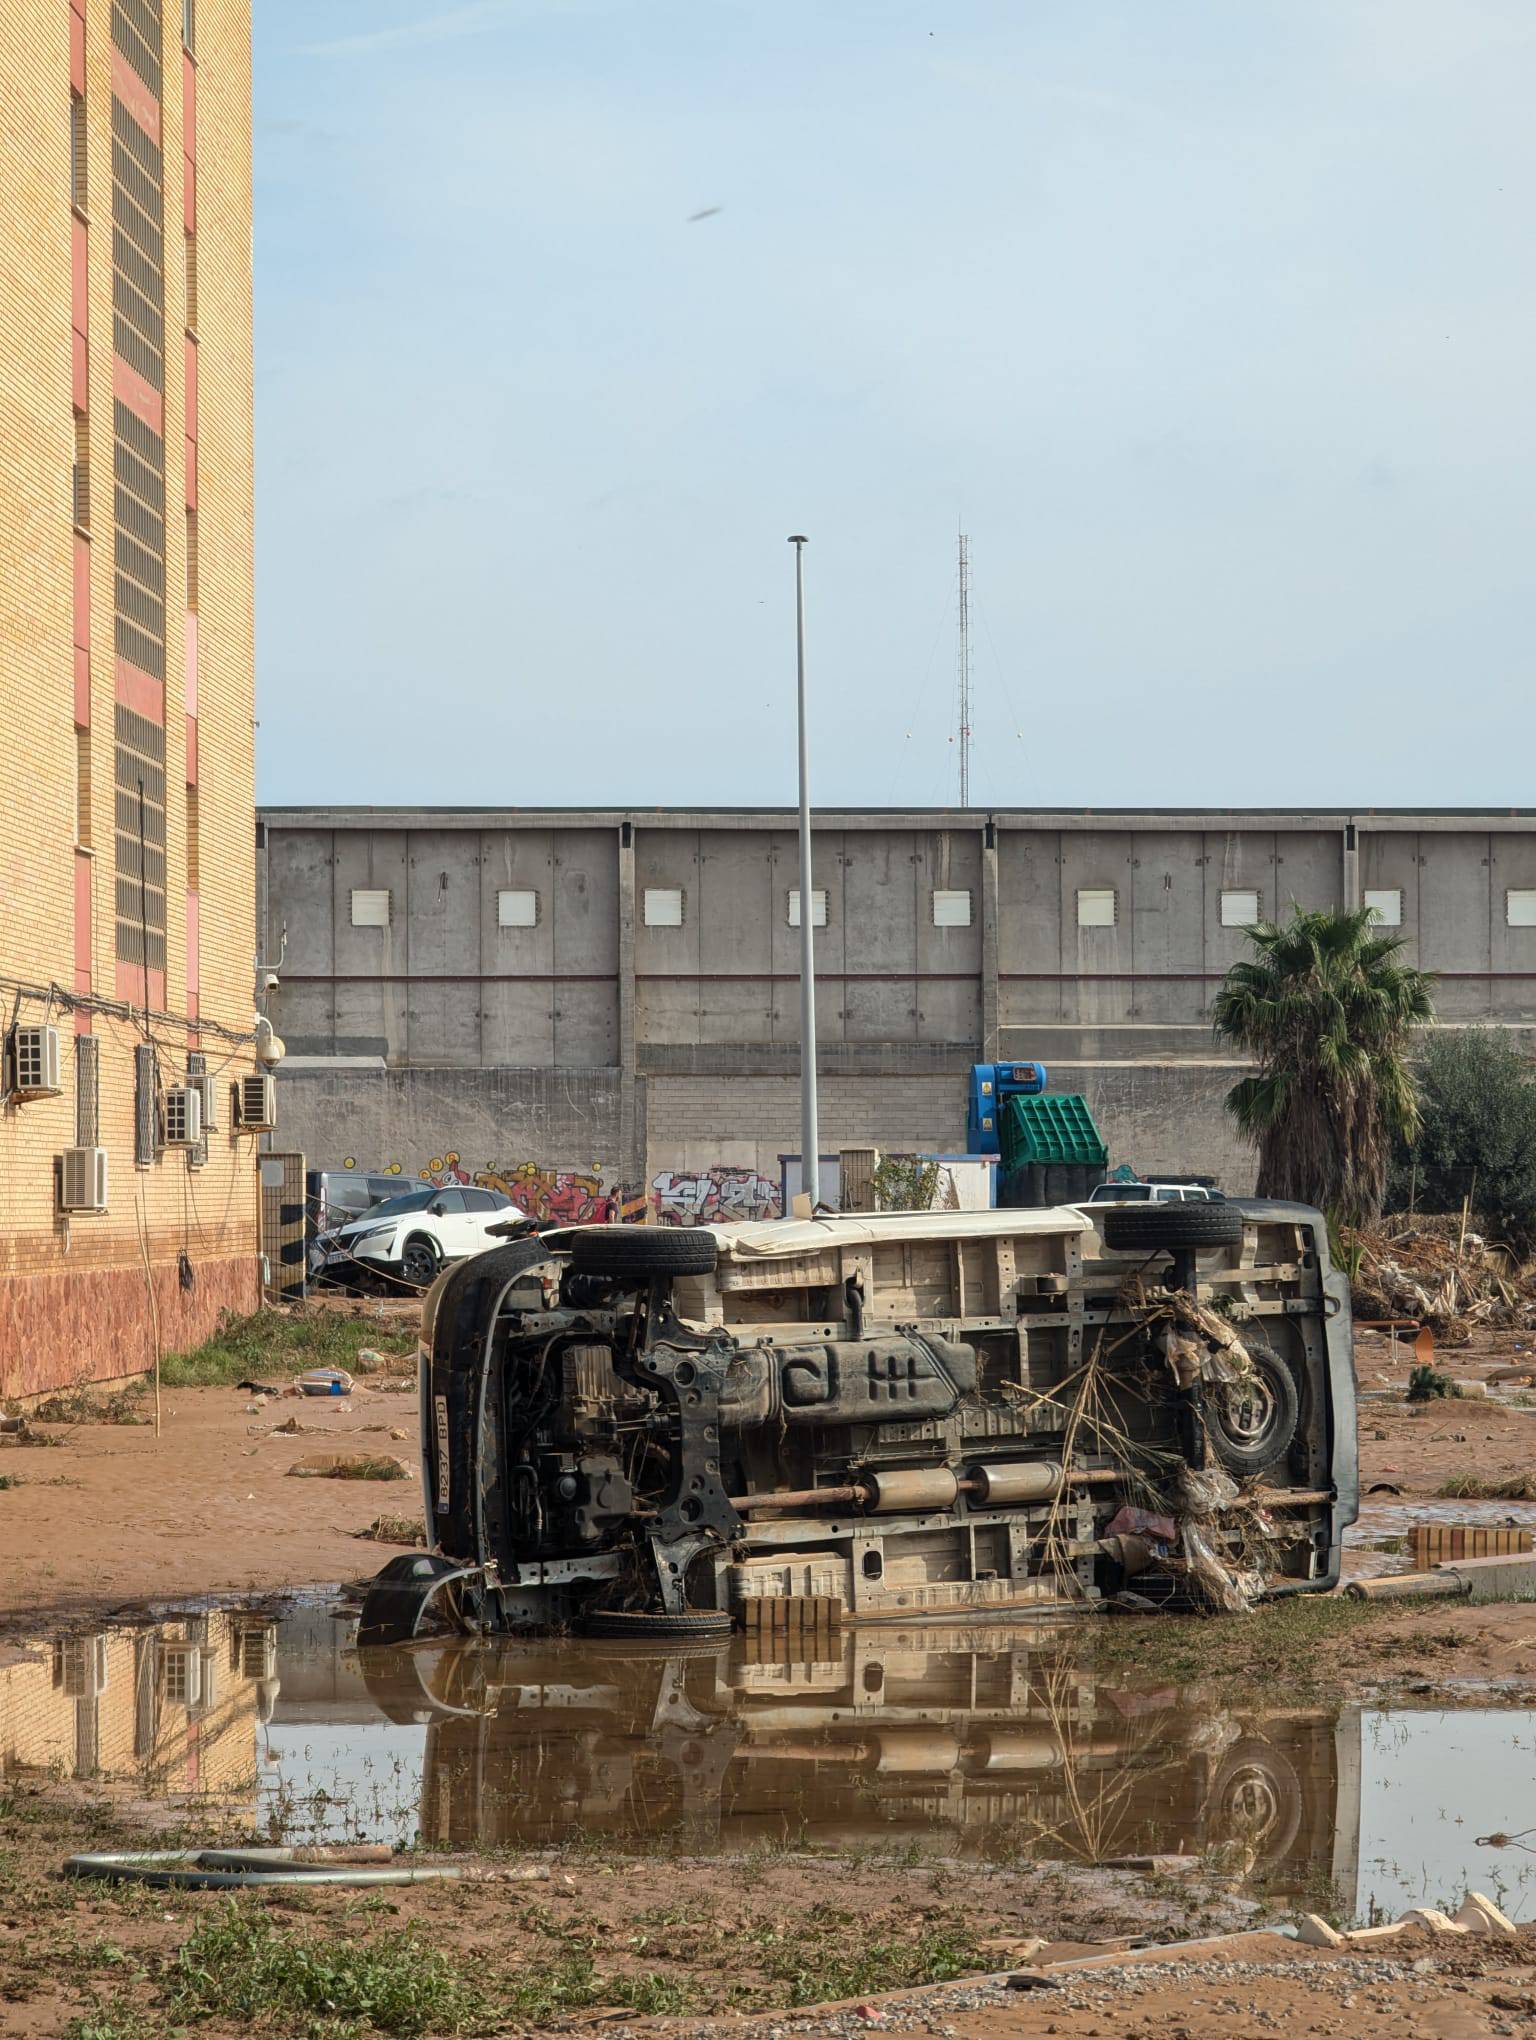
top-left (0, 1304), bottom-right (425, 1631)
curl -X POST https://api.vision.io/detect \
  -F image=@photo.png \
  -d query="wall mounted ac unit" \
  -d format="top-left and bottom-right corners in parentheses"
top-left (163, 1084), bottom-right (202, 1147)
top-left (13, 1023), bottom-right (61, 1096)
top-left (195, 1070), bottom-right (219, 1132)
top-left (235, 1073), bottom-right (276, 1131)
top-left (59, 1146), bottom-right (109, 1212)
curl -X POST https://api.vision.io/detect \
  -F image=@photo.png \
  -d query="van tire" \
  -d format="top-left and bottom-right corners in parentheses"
top-left (580, 1607), bottom-right (733, 1639)
top-left (570, 1225), bottom-right (718, 1279)
top-left (1206, 1341), bottom-right (1302, 1477)
top-left (1100, 1203), bottom-right (1244, 1252)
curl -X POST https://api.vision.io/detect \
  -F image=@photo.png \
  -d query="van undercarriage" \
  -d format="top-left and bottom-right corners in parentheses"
top-left (361, 1202), bottom-right (1357, 1646)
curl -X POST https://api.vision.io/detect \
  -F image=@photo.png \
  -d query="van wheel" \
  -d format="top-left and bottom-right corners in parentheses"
top-left (570, 1226), bottom-right (718, 1279)
top-left (1206, 1342), bottom-right (1301, 1476)
top-left (401, 1235), bottom-right (442, 1289)
top-left (1100, 1203), bottom-right (1244, 1252)
top-left (1207, 1738), bottom-right (1303, 1871)
top-left (580, 1608), bottom-right (733, 1639)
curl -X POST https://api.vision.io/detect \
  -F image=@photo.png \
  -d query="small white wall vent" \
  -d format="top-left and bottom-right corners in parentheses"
top-left (1219, 888), bottom-right (1261, 928)
top-left (163, 1084), bottom-right (202, 1147)
top-left (642, 887), bottom-right (685, 927)
top-left (234, 1073), bottom-right (277, 1131)
top-left (786, 888), bottom-right (828, 928)
top-left (497, 888), bottom-right (539, 928)
top-left (60, 1146), bottom-right (109, 1212)
top-left (350, 888), bottom-right (391, 928)
top-left (931, 888), bottom-right (972, 928)
top-left (1076, 888), bottom-right (1117, 928)
top-left (13, 1024), bottom-right (62, 1095)
top-left (1507, 889), bottom-right (1536, 928)
top-left (1364, 888), bottom-right (1403, 927)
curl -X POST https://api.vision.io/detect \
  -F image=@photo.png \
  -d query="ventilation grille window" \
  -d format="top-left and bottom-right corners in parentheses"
top-left (110, 97), bottom-right (164, 393)
top-left (116, 703), bottom-right (167, 973)
top-left (73, 415), bottom-right (90, 531)
top-left (76, 727), bottom-right (92, 847)
top-left (187, 1049), bottom-right (208, 1167)
top-left (111, 0), bottom-right (163, 100)
top-left (134, 1042), bottom-right (158, 1164)
top-left (71, 93), bottom-right (88, 210)
top-left (113, 400), bottom-right (166, 677)
top-left (75, 1035), bottom-right (100, 1147)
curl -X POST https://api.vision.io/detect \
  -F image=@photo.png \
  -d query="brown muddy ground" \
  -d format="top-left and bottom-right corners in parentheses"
top-left (0, 1780), bottom-right (1529, 2040)
top-left (0, 1366), bottom-right (425, 1630)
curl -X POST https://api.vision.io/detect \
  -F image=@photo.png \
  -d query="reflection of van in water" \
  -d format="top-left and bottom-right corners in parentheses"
top-left (354, 1629), bottom-right (1352, 1891)
top-left (365, 1196), bottom-right (1357, 1642)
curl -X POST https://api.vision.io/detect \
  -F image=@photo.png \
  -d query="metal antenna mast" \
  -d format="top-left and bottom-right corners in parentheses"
top-left (956, 529), bottom-right (972, 806)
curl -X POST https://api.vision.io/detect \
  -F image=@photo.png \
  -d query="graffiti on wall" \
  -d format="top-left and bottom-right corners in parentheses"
top-left (650, 1167), bottom-right (780, 1226)
top-left (345, 1154), bottom-right (778, 1226)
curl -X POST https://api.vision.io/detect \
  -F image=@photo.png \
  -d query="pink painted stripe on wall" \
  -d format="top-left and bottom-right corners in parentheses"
top-left (70, 2), bottom-right (85, 95)
top-left (75, 647), bottom-right (91, 727)
top-left (113, 355), bottom-right (163, 437)
top-left (116, 960), bottom-right (165, 1009)
top-left (73, 327), bottom-right (88, 413)
top-left (184, 610), bottom-right (197, 715)
top-left (114, 657), bottom-right (164, 725)
top-left (186, 712), bottom-right (198, 786)
top-left (110, 47), bottom-right (160, 144)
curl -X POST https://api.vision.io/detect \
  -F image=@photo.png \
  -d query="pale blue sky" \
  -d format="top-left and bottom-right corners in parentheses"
top-left (254, 1), bottom-right (1536, 808)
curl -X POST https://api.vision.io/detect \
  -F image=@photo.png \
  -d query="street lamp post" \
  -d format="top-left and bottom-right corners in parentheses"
top-left (789, 535), bottom-right (819, 1210)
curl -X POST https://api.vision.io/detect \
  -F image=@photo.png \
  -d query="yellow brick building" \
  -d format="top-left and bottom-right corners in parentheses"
top-left (0, 0), bottom-right (260, 1395)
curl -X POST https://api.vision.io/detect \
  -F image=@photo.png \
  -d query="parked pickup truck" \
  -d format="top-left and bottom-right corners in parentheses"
top-left (361, 1198), bottom-right (1357, 1643)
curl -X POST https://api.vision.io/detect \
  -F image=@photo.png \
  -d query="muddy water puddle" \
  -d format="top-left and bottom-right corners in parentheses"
top-left (4, 1603), bottom-right (1536, 1924)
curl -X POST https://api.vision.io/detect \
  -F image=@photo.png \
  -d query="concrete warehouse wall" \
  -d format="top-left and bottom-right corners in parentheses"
top-left (259, 808), bottom-right (1536, 1207)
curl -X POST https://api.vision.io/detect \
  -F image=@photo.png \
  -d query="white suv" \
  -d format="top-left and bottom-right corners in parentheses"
top-left (1083, 1182), bottom-right (1221, 1206)
top-left (311, 1185), bottom-right (517, 1289)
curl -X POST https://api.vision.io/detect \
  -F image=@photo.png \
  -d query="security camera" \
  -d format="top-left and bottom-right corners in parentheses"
top-left (263, 971), bottom-right (280, 991)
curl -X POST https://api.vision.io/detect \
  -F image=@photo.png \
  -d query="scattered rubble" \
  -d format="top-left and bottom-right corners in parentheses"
top-left (1353, 1216), bottom-right (1536, 1342)
top-left (284, 1452), bottom-right (410, 1482)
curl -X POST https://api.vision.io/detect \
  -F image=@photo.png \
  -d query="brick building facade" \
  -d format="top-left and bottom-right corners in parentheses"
top-left (1, 0), bottom-right (259, 1396)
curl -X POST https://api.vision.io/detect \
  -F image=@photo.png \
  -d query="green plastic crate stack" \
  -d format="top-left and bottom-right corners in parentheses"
top-left (997, 1092), bottom-right (1108, 1209)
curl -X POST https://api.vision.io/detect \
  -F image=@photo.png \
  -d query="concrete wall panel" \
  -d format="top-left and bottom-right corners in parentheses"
top-left (554, 983), bottom-right (618, 1065)
top-left (480, 829), bottom-right (555, 977)
top-left (406, 831), bottom-right (480, 979)
top-left (554, 828), bottom-right (619, 973)
top-left (1130, 830), bottom-right (1205, 1023)
top-left (1419, 832), bottom-right (1492, 1019)
top-left (481, 981), bottom-right (555, 1067)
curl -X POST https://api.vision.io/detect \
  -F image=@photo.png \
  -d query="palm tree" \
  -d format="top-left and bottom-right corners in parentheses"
top-left (1212, 905), bottom-right (1435, 1225)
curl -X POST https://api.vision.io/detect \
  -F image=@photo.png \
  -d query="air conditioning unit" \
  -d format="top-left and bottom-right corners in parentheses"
top-left (234, 1073), bottom-right (276, 1131)
top-left (164, 1084), bottom-right (202, 1147)
top-left (59, 1146), bottom-right (109, 1212)
top-left (195, 1070), bottom-right (219, 1132)
top-left (12, 1023), bottom-right (61, 1096)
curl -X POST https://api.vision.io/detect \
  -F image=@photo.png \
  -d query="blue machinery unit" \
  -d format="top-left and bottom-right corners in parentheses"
top-left (966, 1061), bottom-right (1048, 1156)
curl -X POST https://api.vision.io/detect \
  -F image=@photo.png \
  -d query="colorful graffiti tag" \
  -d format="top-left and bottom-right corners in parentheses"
top-left (650, 1167), bottom-right (780, 1226)
top-left (347, 1157), bottom-right (779, 1227)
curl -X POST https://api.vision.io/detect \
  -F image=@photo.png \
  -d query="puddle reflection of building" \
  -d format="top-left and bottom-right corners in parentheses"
top-left (0, 1613), bottom-right (279, 1813)
top-left (357, 1627), bottom-right (1362, 1899)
